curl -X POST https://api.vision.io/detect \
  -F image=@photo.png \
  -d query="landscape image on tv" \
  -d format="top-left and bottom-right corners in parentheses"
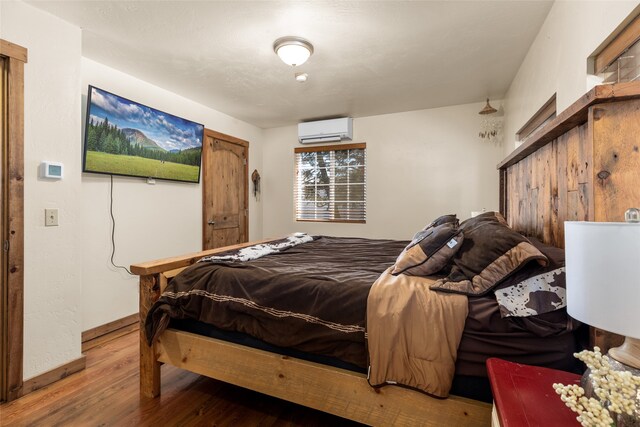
top-left (83, 86), bottom-right (204, 183)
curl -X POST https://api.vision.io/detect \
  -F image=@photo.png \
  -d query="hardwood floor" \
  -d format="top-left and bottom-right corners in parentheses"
top-left (0, 330), bottom-right (362, 426)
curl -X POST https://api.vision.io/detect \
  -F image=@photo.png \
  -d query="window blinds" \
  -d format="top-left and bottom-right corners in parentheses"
top-left (294, 143), bottom-right (366, 223)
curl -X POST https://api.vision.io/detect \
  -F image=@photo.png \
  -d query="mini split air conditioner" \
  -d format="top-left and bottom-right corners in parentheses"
top-left (298, 117), bottom-right (353, 144)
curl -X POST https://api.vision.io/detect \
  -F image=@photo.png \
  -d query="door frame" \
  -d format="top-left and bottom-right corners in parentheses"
top-left (201, 129), bottom-right (249, 250)
top-left (1, 39), bottom-right (27, 402)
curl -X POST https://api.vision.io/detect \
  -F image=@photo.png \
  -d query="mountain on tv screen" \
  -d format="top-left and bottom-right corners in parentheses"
top-left (83, 85), bottom-right (204, 183)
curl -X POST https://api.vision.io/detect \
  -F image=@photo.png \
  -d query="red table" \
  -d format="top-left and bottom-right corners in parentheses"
top-left (487, 358), bottom-right (582, 426)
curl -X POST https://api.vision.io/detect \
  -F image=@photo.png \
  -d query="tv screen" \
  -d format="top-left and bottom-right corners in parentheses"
top-left (83, 85), bottom-right (204, 183)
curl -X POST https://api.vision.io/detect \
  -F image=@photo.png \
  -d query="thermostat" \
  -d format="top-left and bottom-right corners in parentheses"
top-left (41, 161), bottom-right (63, 179)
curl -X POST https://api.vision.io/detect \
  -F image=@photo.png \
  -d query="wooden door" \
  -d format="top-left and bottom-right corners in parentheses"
top-left (202, 129), bottom-right (249, 250)
top-left (1, 39), bottom-right (27, 402)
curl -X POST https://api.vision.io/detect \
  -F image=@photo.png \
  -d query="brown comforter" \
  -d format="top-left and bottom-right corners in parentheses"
top-left (145, 236), bottom-right (408, 368)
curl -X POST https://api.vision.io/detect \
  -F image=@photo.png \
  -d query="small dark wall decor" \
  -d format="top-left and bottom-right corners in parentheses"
top-left (251, 169), bottom-right (261, 199)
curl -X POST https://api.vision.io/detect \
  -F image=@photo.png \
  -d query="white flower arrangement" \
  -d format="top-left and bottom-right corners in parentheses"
top-left (553, 347), bottom-right (640, 427)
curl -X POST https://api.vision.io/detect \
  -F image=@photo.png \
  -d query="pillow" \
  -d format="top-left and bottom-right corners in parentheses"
top-left (493, 238), bottom-right (566, 317)
top-left (459, 211), bottom-right (508, 230)
top-left (392, 222), bottom-right (464, 276)
top-left (429, 215), bottom-right (547, 296)
top-left (423, 214), bottom-right (458, 230)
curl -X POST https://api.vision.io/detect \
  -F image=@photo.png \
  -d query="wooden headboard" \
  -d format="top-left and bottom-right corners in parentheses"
top-left (498, 81), bottom-right (640, 351)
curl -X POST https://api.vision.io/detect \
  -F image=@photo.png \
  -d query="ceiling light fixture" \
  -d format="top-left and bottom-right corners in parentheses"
top-left (478, 98), bottom-right (502, 144)
top-left (273, 36), bottom-right (314, 67)
top-left (295, 72), bottom-right (308, 83)
top-left (478, 98), bottom-right (498, 115)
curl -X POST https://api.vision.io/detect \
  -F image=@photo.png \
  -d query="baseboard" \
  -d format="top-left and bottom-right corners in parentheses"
top-left (82, 313), bottom-right (139, 352)
top-left (21, 355), bottom-right (86, 396)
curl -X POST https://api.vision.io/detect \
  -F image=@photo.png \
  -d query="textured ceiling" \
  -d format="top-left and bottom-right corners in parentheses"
top-left (28, 1), bottom-right (552, 129)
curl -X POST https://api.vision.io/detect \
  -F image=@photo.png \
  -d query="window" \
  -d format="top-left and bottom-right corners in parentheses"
top-left (598, 36), bottom-right (640, 84)
top-left (594, 13), bottom-right (640, 83)
top-left (516, 94), bottom-right (556, 142)
top-left (294, 143), bottom-right (366, 223)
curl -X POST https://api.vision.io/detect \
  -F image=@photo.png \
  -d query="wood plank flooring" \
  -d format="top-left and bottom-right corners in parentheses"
top-left (0, 330), bottom-right (361, 426)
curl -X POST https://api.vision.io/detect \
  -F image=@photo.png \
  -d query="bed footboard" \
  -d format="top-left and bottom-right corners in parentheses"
top-left (132, 239), bottom-right (274, 398)
top-left (139, 274), bottom-right (161, 398)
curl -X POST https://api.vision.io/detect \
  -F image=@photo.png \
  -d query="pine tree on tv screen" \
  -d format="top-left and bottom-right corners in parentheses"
top-left (83, 86), bottom-right (204, 183)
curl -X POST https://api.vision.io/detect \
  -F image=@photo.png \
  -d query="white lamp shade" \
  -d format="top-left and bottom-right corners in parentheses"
top-left (565, 221), bottom-right (640, 339)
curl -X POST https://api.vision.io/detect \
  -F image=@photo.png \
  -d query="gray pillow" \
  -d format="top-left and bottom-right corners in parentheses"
top-left (392, 222), bottom-right (464, 276)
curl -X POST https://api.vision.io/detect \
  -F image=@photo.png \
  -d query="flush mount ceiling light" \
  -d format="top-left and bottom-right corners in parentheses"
top-left (273, 36), bottom-right (314, 67)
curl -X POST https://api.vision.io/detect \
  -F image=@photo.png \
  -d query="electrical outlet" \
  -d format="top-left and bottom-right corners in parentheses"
top-left (45, 209), bottom-right (59, 226)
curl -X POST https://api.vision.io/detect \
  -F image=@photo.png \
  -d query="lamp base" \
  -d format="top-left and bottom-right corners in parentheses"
top-left (609, 337), bottom-right (640, 370)
top-left (580, 354), bottom-right (640, 426)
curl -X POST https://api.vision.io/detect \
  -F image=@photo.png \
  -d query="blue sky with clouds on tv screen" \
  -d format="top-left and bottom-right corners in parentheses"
top-left (88, 87), bottom-right (203, 152)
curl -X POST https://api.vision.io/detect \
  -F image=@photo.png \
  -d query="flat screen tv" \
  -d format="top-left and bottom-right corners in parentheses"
top-left (83, 85), bottom-right (204, 183)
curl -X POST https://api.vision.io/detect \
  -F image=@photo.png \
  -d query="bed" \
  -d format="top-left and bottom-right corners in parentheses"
top-left (131, 81), bottom-right (640, 426)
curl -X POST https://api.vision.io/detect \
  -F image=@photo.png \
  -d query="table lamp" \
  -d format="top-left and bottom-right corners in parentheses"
top-left (564, 209), bottom-right (640, 369)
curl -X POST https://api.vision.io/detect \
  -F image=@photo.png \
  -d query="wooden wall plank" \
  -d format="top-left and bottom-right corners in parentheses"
top-left (592, 99), bottom-right (640, 222)
top-left (539, 143), bottom-right (553, 243)
top-left (547, 141), bottom-right (559, 245)
top-left (567, 191), bottom-right (579, 221)
top-left (565, 126), bottom-right (580, 192)
top-left (556, 135), bottom-right (568, 247)
top-left (4, 55), bottom-right (25, 402)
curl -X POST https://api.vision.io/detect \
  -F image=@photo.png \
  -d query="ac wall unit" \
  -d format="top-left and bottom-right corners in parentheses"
top-left (298, 117), bottom-right (353, 144)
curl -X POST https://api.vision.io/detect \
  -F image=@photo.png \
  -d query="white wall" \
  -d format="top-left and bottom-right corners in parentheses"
top-left (1, 1), bottom-right (83, 379)
top-left (80, 58), bottom-right (264, 332)
top-left (0, 1), bottom-right (264, 379)
top-left (262, 103), bottom-right (504, 241)
top-left (503, 1), bottom-right (639, 155)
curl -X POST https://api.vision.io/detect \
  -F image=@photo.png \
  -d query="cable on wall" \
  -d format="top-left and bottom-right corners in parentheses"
top-left (109, 174), bottom-right (133, 275)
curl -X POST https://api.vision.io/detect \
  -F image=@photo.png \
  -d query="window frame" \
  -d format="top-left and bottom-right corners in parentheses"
top-left (516, 94), bottom-right (557, 142)
top-left (294, 142), bottom-right (366, 224)
top-left (594, 12), bottom-right (640, 75)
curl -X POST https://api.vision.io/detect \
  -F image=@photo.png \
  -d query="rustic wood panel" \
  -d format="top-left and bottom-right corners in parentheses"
top-left (202, 129), bottom-right (249, 251)
top-left (501, 92), bottom-right (640, 353)
top-left (157, 329), bottom-right (491, 426)
top-left (592, 99), bottom-right (640, 222)
top-left (2, 49), bottom-right (26, 402)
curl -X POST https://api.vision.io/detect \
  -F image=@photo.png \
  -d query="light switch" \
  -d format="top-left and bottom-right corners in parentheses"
top-left (45, 209), bottom-right (58, 226)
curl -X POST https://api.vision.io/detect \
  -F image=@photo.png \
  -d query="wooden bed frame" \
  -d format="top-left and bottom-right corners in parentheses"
top-left (132, 81), bottom-right (640, 426)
